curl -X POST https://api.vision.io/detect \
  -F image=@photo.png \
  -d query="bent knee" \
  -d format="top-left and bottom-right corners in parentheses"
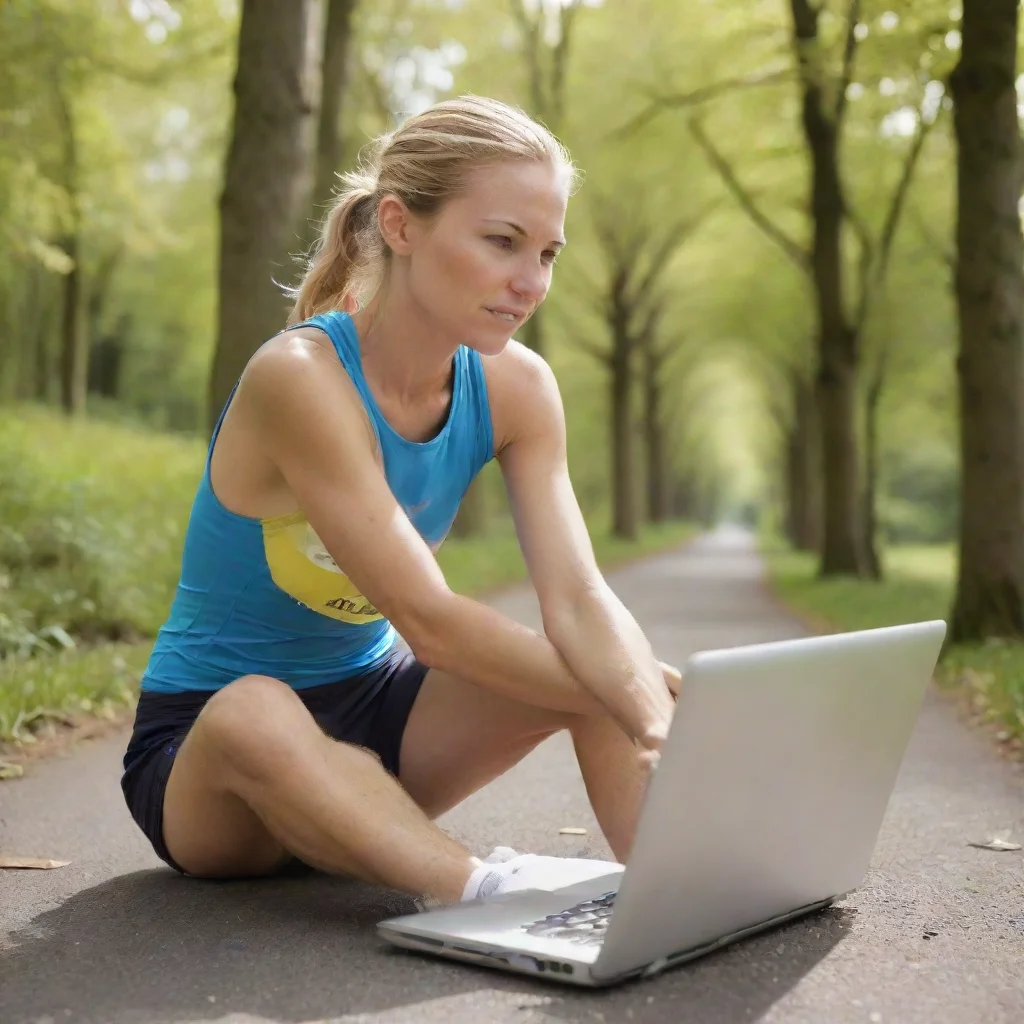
top-left (204, 674), bottom-right (294, 712)
top-left (193, 675), bottom-right (312, 779)
top-left (199, 675), bottom-right (299, 735)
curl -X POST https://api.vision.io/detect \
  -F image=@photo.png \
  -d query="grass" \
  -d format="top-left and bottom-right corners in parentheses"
top-left (766, 542), bottom-right (1024, 749)
top-left (0, 406), bottom-right (205, 652)
top-left (0, 405), bottom-right (695, 748)
top-left (0, 643), bottom-right (152, 746)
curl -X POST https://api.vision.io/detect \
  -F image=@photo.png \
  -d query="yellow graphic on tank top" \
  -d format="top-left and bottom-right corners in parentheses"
top-left (261, 512), bottom-right (383, 623)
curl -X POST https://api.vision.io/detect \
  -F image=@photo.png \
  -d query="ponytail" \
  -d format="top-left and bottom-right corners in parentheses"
top-left (289, 175), bottom-right (380, 324)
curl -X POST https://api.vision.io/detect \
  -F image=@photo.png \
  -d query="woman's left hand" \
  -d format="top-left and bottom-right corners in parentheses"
top-left (659, 660), bottom-right (682, 700)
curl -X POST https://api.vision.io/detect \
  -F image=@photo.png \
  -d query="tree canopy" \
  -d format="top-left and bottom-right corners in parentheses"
top-left (0, 0), bottom-right (1016, 628)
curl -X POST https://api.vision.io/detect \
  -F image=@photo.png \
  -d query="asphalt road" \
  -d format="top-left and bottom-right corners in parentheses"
top-left (2, 527), bottom-right (1023, 1024)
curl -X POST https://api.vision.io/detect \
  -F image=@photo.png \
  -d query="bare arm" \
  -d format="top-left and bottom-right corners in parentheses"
top-left (243, 333), bottom-right (615, 722)
top-left (494, 349), bottom-right (677, 755)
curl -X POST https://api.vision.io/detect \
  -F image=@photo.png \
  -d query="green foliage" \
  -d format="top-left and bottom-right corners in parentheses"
top-left (0, 405), bottom-right (203, 658)
top-left (0, 642), bottom-right (150, 744)
top-left (879, 444), bottom-right (959, 544)
top-left (0, 0), bottom-right (968, 524)
top-left (767, 542), bottom-right (1024, 745)
top-left (0, 0), bottom-right (235, 417)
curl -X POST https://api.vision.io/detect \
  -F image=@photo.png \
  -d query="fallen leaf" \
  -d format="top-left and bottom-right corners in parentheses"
top-left (559, 827), bottom-right (588, 836)
top-left (967, 838), bottom-right (1021, 852)
top-left (0, 761), bottom-right (23, 780)
top-left (0, 856), bottom-right (71, 870)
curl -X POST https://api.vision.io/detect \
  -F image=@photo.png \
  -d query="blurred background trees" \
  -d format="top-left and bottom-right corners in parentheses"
top-left (2, 0), bottom-right (1023, 651)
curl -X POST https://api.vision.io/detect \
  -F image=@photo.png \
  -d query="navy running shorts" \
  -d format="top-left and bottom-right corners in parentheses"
top-left (120, 646), bottom-right (429, 873)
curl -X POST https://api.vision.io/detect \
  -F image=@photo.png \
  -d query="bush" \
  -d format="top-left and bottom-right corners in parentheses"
top-left (879, 445), bottom-right (959, 545)
top-left (0, 406), bottom-right (204, 658)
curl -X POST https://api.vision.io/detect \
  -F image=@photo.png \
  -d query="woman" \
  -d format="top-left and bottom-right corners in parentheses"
top-left (122, 95), bottom-right (680, 906)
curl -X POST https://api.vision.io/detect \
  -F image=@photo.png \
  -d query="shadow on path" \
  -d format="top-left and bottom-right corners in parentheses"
top-left (2, 867), bottom-right (855, 1024)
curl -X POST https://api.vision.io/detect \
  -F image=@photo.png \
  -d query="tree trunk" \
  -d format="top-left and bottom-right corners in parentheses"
top-left (610, 339), bottom-right (637, 539)
top-left (33, 281), bottom-right (53, 403)
top-left (862, 362), bottom-right (885, 581)
top-left (784, 373), bottom-right (821, 552)
top-left (55, 82), bottom-right (86, 416)
top-left (511, 0), bottom-right (580, 135)
top-left (11, 263), bottom-right (45, 401)
top-left (790, 0), bottom-right (864, 576)
top-left (303, 0), bottom-right (358, 243)
top-left (0, 281), bottom-right (13, 400)
top-left (948, 0), bottom-right (1024, 642)
top-left (58, 231), bottom-right (86, 415)
top-left (208, 0), bottom-right (320, 431)
top-left (85, 247), bottom-right (120, 354)
top-left (815, 356), bottom-right (862, 574)
top-left (88, 332), bottom-right (125, 400)
top-left (642, 342), bottom-right (668, 522)
top-left (83, 247), bottom-right (122, 399)
top-left (672, 475), bottom-right (697, 519)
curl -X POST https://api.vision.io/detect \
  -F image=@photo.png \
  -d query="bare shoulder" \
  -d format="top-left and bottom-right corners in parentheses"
top-left (483, 340), bottom-right (565, 455)
top-left (238, 326), bottom-right (365, 430)
top-left (244, 326), bottom-right (343, 398)
top-left (484, 338), bottom-right (558, 394)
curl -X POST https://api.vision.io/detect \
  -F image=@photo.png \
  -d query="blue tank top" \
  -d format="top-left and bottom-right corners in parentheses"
top-left (140, 310), bottom-right (494, 693)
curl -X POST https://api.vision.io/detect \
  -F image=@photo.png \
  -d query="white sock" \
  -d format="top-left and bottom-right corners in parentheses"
top-left (461, 846), bottom-right (620, 902)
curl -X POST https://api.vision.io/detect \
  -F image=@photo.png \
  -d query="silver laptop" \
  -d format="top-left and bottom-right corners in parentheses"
top-left (378, 620), bottom-right (947, 987)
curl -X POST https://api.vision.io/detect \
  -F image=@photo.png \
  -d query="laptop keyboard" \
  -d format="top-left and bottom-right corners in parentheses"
top-left (521, 890), bottom-right (618, 946)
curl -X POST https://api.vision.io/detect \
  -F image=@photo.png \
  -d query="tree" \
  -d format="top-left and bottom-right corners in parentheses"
top-left (0, 0), bottom-right (234, 424)
top-left (784, 0), bottom-right (863, 575)
top-left (856, 102), bottom-right (937, 577)
top-left (947, 0), bottom-right (1024, 642)
top-left (570, 200), bottom-right (710, 538)
top-left (761, 357), bottom-right (821, 552)
top-left (861, 344), bottom-right (887, 577)
top-left (53, 78), bottom-right (86, 416)
top-left (304, 0), bottom-right (360, 242)
top-left (638, 308), bottom-right (675, 523)
top-left (207, 0), bottom-right (320, 430)
top-left (507, 0), bottom-right (586, 359)
top-left (680, 1), bottom-right (939, 576)
top-left (0, 3), bottom-right (97, 416)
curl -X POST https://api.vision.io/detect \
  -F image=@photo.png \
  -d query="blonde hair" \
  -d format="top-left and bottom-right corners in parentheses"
top-left (289, 95), bottom-right (577, 323)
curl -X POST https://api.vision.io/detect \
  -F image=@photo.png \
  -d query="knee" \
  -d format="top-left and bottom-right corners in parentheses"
top-left (195, 675), bottom-right (309, 780)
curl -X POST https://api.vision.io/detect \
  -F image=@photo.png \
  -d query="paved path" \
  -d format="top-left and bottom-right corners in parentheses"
top-left (1, 527), bottom-right (1023, 1024)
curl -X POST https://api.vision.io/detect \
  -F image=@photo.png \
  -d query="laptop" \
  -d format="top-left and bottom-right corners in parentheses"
top-left (378, 620), bottom-right (947, 987)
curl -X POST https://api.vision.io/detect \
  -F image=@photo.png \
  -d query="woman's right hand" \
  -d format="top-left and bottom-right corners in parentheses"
top-left (659, 660), bottom-right (682, 700)
top-left (634, 714), bottom-right (671, 776)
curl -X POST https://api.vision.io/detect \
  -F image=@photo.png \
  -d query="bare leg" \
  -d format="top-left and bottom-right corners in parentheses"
top-left (399, 669), bottom-right (647, 861)
top-left (161, 675), bottom-right (478, 903)
top-left (162, 667), bottom-right (648, 903)
top-left (568, 713), bottom-right (646, 861)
